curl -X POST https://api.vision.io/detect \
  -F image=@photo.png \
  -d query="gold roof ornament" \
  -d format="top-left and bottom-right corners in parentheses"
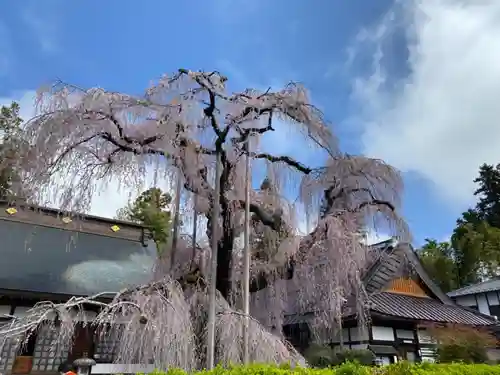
top-left (62, 217), bottom-right (72, 224)
top-left (6, 207), bottom-right (17, 215)
top-left (110, 225), bottom-right (120, 232)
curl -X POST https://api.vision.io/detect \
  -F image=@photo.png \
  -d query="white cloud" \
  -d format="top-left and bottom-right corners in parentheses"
top-left (89, 173), bottom-right (174, 219)
top-left (0, 90), bottom-right (37, 120)
top-left (350, 0), bottom-right (500, 206)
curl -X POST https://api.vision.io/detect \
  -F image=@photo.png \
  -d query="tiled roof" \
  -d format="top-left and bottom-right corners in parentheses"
top-left (448, 279), bottom-right (500, 297)
top-left (370, 292), bottom-right (497, 326)
top-left (282, 240), bottom-right (496, 327)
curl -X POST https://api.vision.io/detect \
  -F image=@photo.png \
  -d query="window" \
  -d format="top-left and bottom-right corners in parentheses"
top-left (32, 325), bottom-right (70, 372)
top-left (0, 336), bottom-right (18, 373)
top-left (283, 323), bottom-right (311, 351)
top-left (94, 325), bottom-right (123, 363)
top-left (396, 329), bottom-right (415, 340)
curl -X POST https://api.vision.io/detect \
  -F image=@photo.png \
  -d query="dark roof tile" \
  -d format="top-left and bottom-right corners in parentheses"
top-left (448, 279), bottom-right (500, 297)
top-left (370, 292), bottom-right (496, 326)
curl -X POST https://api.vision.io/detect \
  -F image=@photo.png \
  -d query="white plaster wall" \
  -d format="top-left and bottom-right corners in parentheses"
top-left (454, 294), bottom-right (477, 307)
top-left (0, 305), bottom-right (11, 317)
top-left (13, 306), bottom-right (31, 318)
top-left (91, 364), bottom-right (155, 374)
top-left (476, 293), bottom-right (491, 315)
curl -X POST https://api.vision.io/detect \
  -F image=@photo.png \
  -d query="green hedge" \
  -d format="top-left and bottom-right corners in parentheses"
top-left (143, 362), bottom-right (500, 375)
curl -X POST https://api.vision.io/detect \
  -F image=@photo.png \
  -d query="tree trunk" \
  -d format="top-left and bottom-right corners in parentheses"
top-left (216, 209), bottom-right (234, 300)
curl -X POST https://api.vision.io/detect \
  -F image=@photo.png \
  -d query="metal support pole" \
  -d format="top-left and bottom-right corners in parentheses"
top-left (170, 168), bottom-right (182, 270)
top-left (242, 138), bottom-right (252, 363)
top-left (191, 193), bottom-right (198, 269)
top-left (207, 151), bottom-right (221, 369)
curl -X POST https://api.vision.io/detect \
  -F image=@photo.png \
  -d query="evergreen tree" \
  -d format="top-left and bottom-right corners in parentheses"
top-left (418, 239), bottom-right (458, 293)
top-left (472, 163), bottom-right (500, 228)
top-left (116, 187), bottom-right (173, 252)
top-left (0, 102), bottom-right (26, 199)
top-left (422, 163), bottom-right (500, 291)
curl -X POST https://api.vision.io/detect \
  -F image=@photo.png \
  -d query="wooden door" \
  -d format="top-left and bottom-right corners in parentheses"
top-left (67, 324), bottom-right (95, 362)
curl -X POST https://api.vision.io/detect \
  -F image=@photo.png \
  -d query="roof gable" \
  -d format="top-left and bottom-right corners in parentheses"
top-left (383, 277), bottom-right (431, 298)
top-left (283, 240), bottom-right (498, 327)
top-left (364, 242), bottom-right (453, 305)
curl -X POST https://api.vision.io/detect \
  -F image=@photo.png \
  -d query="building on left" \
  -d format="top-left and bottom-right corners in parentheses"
top-left (0, 201), bottom-right (157, 374)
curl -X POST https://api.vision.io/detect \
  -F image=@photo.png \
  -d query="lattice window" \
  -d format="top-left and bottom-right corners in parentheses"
top-left (94, 325), bottom-right (123, 363)
top-left (32, 325), bottom-right (69, 372)
top-left (0, 336), bottom-right (19, 373)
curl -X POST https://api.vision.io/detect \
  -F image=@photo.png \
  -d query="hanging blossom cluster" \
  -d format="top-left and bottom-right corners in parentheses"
top-left (0, 69), bottom-right (409, 368)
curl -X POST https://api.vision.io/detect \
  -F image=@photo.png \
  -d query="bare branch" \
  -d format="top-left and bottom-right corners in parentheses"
top-left (253, 153), bottom-right (313, 174)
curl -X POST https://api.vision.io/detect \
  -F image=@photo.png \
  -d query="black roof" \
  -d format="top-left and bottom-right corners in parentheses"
top-left (284, 240), bottom-right (498, 327)
top-left (0, 203), bottom-right (157, 298)
top-left (370, 292), bottom-right (495, 326)
top-left (363, 242), bottom-right (497, 325)
top-left (448, 279), bottom-right (500, 298)
top-left (363, 240), bottom-right (452, 304)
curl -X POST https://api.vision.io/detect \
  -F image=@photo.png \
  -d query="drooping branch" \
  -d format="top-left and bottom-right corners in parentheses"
top-left (17, 69), bottom-right (409, 348)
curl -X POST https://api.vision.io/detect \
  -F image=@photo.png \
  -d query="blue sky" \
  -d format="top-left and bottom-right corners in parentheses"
top-left (2, 0), bottom-right (497, 247)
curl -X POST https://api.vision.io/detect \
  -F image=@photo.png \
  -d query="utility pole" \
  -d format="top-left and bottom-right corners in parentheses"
top-left (191, 194), bottom-right (198, 270)
top-left (242, 137), bottom-right (252, 363)
top-left (170, 168), bottom-right (182, 271)
top-left (206, 151), bottom-right (221, 369)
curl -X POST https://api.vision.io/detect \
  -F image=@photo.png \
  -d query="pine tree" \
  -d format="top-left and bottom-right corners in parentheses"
top-left (0, 102), bottom-right (25, 199)
top-left (116, 187), bottom-right (173, 252)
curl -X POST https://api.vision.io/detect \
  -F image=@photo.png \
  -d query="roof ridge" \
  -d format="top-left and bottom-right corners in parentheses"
top-left (0, 200), bottom-right (147, 229)
top-left (448, 278), bottom-right (500, 297)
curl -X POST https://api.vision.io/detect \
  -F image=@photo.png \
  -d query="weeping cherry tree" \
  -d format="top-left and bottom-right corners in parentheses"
top-left (0, 69), bottom-right (409, 369)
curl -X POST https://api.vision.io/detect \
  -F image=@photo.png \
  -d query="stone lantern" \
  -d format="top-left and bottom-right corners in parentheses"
top-left (73, 353), bottom-right (96, 375)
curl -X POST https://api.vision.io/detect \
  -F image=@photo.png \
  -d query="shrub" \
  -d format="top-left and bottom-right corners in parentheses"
top-left (303, 343), bottom-right (336, 367)
top-left (424, 323), bottom-right (498, 364)
top-left (143, 362), bottom-right (500, 375)
top-left (332, 349), bottom-right (375, 366)
top-left (303, 345), bottom-right (375, 367)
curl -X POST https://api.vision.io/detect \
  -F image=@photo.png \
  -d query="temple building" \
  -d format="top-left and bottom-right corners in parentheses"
top-left (449, 278), bottom-right (500, 318)
top-left (0, 202), bottom-right (156, 374)
top-left (1, 200), bottom-right (498, 371)
top-left (283, 239), bottom-right (498, 364)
